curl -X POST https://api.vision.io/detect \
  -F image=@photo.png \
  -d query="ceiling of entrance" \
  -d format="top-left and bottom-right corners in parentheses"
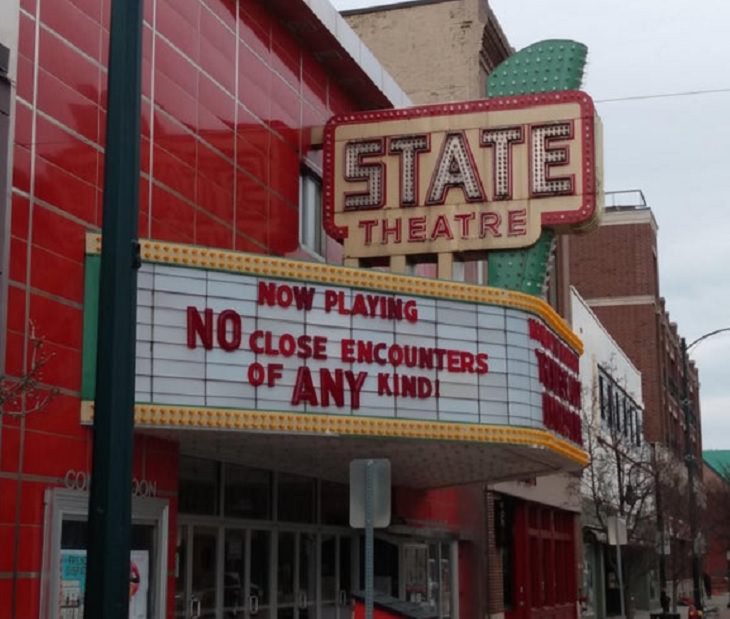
top-left (145, 428), bottom-right (582, 488)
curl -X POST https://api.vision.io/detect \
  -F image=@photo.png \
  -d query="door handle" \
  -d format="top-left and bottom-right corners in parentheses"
top-left (249, 595), bottom-right (259, 615)
top-left (338, 589), bottom-right (348, 606)
top-left (298, 590), bottom-right (308, 608)
top-left (191, 596), bottom-right (201, 618)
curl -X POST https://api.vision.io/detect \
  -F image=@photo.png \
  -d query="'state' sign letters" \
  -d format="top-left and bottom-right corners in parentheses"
top-left (323, 91), bottom-right (602, 260)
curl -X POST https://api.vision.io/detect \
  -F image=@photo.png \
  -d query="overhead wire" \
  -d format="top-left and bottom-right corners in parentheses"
top-left (595, 87), bottom-right (730, 103)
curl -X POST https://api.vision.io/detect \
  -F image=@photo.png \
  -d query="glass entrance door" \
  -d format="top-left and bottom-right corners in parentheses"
top-left (321, 534), bottom-right (353, 619)
top-left (321, 534), bottom-right (337, 618)
top-left (278, 531), bottom-right (317, 619)
top-left (177, 525), bottom-right (353, 617)
top-left (222, 528), bottom-right (272, 619)
top-left (249, 530), bottom-right (271, 618)
top-left (175, 526), bottom-right (219, 619)
top-left (298, 533), bottom-right (317, 618)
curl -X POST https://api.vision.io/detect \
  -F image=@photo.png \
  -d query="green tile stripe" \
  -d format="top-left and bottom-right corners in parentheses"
top-left (81, 254), bottom-right (100, 400)
top-left (486, 40), bottom-right (588, 295)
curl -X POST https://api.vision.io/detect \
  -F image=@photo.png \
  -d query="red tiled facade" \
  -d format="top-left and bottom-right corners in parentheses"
top-left (1, 1), bottom-right (395, 616)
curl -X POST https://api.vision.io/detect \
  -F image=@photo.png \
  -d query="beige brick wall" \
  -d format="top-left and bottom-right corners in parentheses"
top-left (344, 0), bottom-right (507, 104)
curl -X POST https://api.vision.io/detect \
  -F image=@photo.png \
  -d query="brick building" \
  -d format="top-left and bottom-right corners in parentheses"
top-left (703, 452), bottom-right (730, 596)
top-left (566, 191), bottom-right (702, 463)
top-left (344, 0), bottom-right (511, 106)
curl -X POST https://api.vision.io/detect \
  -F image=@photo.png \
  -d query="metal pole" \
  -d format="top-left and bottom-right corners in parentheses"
top-left (615, 516), bottom-right (626, 618)
top-left (681, 338), bottom-right (703, 610)
top-left (84, 0), bottom-right (142, 617)
top-left (365, 459), bottom-right (375, 619)
top-left (653, 443), bottom-right (669, 614)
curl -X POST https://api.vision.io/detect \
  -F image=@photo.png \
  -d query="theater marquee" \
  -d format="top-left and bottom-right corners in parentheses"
top-left (323, 91), bottom-right (601, 261)
top-left (81, 236), bottom-right (585, 467)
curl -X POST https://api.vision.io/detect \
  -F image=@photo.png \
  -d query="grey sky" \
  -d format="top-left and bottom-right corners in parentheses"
top-left (332, 0), bottom-right (730, 448)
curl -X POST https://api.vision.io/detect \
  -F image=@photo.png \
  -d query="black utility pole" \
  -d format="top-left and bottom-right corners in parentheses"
top-left (84, 0), bottom-right (143, 617)
top-left (681, 338), bottom-right (702, 610)
top-left (652, 442), bottom-right (669, 614)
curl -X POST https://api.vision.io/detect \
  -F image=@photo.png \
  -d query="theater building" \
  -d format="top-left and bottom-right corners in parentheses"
top-left (0, 1), bottom-right (594, 618)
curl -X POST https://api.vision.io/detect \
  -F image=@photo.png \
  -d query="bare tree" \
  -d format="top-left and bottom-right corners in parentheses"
top-left (0, 322), bottom-right (58, 417)
top-left (581, 365), bottom-right (696, 618)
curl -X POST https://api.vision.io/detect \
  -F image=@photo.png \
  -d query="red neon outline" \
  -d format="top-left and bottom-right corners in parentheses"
top-left (322, 91), bottom-right (597, 241)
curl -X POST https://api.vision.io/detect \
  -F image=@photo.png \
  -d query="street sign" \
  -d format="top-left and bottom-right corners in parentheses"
top-left (350, 459), bottom-right (391, 619)
top-left (607, 515), bottom-right (627, 546)
top-left (349, 459), bottom-right (391, 528)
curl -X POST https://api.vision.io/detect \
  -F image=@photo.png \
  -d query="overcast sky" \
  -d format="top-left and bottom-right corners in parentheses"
top-left (332, 0), bottom-right (730, 449)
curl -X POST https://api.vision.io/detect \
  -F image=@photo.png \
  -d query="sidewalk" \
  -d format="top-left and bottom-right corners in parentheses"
top-left (633, 596), bottom-right (730, 619)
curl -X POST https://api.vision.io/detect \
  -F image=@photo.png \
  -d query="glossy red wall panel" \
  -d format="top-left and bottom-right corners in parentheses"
top-left (3, 1), bottom-right (371, 615)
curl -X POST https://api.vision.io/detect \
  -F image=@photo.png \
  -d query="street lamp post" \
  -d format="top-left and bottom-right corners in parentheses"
top-left (652, 442), bottom-right (669, 614)
top-left (84, 0), bottom-right (143, 617)
top-left (682, 327), bottom-right (730, 611)
top-left (681, 337), bottom-right (702, 610)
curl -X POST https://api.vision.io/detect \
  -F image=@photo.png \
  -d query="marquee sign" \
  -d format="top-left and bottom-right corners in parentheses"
top-left (323, 91), bottom-right (601, 260)
top-left (80, 239), bottom-right (583, 448)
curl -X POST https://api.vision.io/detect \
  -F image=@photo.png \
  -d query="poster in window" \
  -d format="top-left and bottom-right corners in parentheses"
top-left (60, 549), bottom-right (86, 619)
top-left (58, 550), bottom-right (150, 619)
top-left (129, 550), bottom-right (149, 619)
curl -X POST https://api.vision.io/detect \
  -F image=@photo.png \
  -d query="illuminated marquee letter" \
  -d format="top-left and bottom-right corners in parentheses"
top-left (426, 132), bottom-right (485, 204)
top-left (480, 126), bottom-right (523, 199)
top-left (388, 134), bottom-right (429, 206)
top-left (344, 139), bottom-right (385, 211)
top-left (531, 122), bottom-right (574, 196)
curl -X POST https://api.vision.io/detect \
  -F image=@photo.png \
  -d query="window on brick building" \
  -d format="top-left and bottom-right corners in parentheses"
top-left (299, 167), bottom-right (325, 258)
top-left (599, 374), bottom-right (608, 421)
top-left (598, 366), bottom-right (643, 445)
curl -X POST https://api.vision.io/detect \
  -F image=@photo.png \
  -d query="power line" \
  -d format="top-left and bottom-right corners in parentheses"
top-left (595, 87), bottom-right (730, 104)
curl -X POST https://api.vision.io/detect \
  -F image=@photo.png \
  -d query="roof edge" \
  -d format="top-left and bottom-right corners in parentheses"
top-left (305, 0), bottom-right (412, 108)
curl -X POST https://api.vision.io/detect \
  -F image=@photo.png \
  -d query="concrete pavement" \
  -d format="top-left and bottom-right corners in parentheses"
top-left (633, 596), bottom-right (730, 619)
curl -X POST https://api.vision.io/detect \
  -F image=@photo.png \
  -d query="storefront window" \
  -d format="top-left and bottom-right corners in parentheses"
top-left (277, 472), bottom-right (316, 523)
top-left (223, 463), bottom-right (272, 520)
top-left (179, 457), bottom-right (219, 515)
top-left (300, 169), bottom-right (325, 257)
top-left (320, 480), bottom-right (349, 525)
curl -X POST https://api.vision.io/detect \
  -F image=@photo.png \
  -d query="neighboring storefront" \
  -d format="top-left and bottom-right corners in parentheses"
top-left (571, 289), bottom-right (659, 619)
